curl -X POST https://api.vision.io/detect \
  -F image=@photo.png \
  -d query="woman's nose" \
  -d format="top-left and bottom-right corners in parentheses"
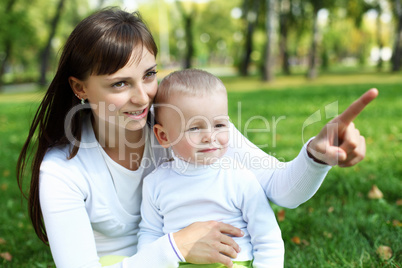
top-left (130, 84), bottom-right (148, 105)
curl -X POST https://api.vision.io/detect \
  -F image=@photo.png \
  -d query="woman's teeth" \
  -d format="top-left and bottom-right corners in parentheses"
top-left (127, 110), bottom-right (144, 116)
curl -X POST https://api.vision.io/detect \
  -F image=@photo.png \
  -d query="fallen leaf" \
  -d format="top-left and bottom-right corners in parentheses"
top-left (368, 185), bottom-right (383, 199)
top-left (0, 252), bottom-right (12, 262)
top-left (2, 170), bottom-right (10, 177)
top-left (1, 183), bottom-right (8, 191)
top-left (327, 206), bottom-right (334, 213)
top-left (323, 231), bottom-right (333, 239)
top-left (0, 238), bottom-right (6, 245)
top-left (392, 220), bottom-right (402, 227)
top-left (291, 236), bottom-right (301, 244)
top-left (301, 239), bottom-right (310, 246)
top-left (376, 245), bottom-right (392, 260)
top-left (277, 209), bottom-right (285, 222)
top-left (396, 199), bottom-right (402, 206)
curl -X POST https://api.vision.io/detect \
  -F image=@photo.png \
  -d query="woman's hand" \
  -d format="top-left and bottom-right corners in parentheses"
top-left (173, 221), bottom-right (243, 268)
top-left (307, 88), bottom-right (378, 167)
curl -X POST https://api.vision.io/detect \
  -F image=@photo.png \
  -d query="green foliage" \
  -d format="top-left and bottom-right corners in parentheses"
top-left (0, 94), bottom-right (54, 267)
top-left (0, 0), bottom-right (399, 84)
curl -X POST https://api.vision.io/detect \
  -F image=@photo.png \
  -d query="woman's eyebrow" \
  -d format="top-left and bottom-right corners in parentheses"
top-left (145, 64), bottom-right (158, 73)
top-left (104, 64), bottom-right (158, 81)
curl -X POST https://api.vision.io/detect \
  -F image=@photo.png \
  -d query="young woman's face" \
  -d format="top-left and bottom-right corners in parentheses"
top-left (82, 48), bottom-right (158, 133)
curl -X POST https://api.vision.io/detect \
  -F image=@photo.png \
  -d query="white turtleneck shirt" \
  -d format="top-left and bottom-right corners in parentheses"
top-left (138, 156), bottom-right (285, 267)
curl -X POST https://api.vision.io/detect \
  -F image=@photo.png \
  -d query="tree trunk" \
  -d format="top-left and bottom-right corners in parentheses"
top-left (38, 0), bottom-right (65, 86)
top-left (376, 9), bottom-right (383, 71)
top-left (263, 0), bottom-right (276, 81)
top-left (184, 15), bottom-right (194, 69)
top-left (279, 0), bottom-right (290, 75)
top-left (0, 0), bottom-right (17, 88)
top-left (176, 1), bottom-right (196, 69)
top-left (307, 9), bottom-right (319, 80)
top-left (392, 0), bottom-right (402, 72)
top-left (239, 0), bottom-right (259, 76)
top-left (239, 21), bottom-right (254, 76)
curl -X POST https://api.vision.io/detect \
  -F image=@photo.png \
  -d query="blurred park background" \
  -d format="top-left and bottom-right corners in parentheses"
top-left (1, 0), bottom-right (401, 267)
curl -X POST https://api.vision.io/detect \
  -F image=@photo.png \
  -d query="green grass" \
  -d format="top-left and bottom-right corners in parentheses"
top-left (1, 71), bottom-right (401, 267)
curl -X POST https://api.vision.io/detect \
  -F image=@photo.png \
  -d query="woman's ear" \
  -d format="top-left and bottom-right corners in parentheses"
top-left (68, 76), bottom-right (86, 98)
top-left (153, 124), bottom-right (171, 148)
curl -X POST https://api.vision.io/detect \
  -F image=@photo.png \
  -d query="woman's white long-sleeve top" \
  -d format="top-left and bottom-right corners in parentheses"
top-left (39, 115), bottom-right (331, 267)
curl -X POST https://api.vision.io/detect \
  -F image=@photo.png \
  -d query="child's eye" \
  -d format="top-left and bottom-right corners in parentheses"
top-left (188, 127), bottom-right (199, 132)
top-left (215, 124), bottom-right (226, 128)
top-left (112, 81), bottom-right (127, 88)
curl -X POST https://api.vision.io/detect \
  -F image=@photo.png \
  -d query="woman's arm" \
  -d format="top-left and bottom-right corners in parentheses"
top-left (226, 123), bottom-right (331, 208)
top-left (40, 168), bottom-right (103, 267)
top-left (40, 160), bottom-right (182, 268)
top-left (226, 89), bottom-right (377, 208)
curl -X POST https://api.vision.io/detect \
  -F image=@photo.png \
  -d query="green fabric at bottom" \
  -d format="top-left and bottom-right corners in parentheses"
top-left (179, 260), bottom-right (253, 268)
top-left (99, 255), bottom-right (127, 266)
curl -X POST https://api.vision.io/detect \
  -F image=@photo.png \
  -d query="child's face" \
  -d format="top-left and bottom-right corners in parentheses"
top-left (158, 92), bottom-right (229, 165)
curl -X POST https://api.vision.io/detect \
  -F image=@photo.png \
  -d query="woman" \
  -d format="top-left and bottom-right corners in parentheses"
top-left (17, 7), bottom-right (377, 268)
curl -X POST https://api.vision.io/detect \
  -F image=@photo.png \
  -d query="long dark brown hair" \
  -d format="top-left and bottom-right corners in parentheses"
top-left (16, 7), bottom-right (158, 244)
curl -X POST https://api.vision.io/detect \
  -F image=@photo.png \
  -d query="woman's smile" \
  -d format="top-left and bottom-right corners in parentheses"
top-left (124, 107), bottom-right (149, 120)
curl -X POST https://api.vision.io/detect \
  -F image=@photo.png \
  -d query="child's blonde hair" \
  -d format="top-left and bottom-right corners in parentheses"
top-left (156, 69), bottom-right (226, 101)
top-left (154, 69), bottom-right (227, 122)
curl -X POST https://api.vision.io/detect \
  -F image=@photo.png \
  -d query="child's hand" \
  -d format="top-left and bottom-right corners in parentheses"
top-left (307, 88), bottom-right (378, 167)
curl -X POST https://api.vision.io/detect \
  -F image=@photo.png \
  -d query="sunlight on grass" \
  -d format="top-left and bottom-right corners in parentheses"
top-left (0, 91), bottom-right (44, 103)
top-left (221, 71), bottom-right (402, 92)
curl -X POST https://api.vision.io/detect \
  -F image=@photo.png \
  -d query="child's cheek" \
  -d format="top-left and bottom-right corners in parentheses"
top-left (218, 132), bottom-right (230, 147)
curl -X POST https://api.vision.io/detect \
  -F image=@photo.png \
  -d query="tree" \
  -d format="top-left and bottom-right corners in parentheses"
top-left (278, 0), bottom-right (291, 75)
top-left (0, 0), bottom-right (37, 87)
top-left (306, 0), bottom-right (336, 79)
top-left (175, 1), bottom-right (197, 69)
top-left (278, 0), bottom-right (307, 75)
top-left (0, 0), bottom-right (17, 87)
top-left (374, 2), bottom-right (384, 70)
top-left (306, 0), bottom-right (321, 79)
top-left (239, 0), bottom-right (260, 76)
top-left (262, 0), bottom-right (277, 81)
top-left (345, 0), bottom-right (373, 66)
top-left (38, 0), bottom-right (66, 86)
top-left (391, 0), bottom-right (402, 71)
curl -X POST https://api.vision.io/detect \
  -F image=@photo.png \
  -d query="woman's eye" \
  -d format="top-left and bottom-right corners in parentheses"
top-left (145, 71), bottom-right (158, 79)
top-left (112, 81), bottom-right (127, 88)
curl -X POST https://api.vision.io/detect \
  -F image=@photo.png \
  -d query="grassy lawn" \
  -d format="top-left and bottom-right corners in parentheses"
top-left (1, 70), bottom-right (401, 267)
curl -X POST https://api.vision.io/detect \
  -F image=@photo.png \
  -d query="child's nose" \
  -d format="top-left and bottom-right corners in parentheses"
top-left (202, 130), bottom-right (215, 143)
